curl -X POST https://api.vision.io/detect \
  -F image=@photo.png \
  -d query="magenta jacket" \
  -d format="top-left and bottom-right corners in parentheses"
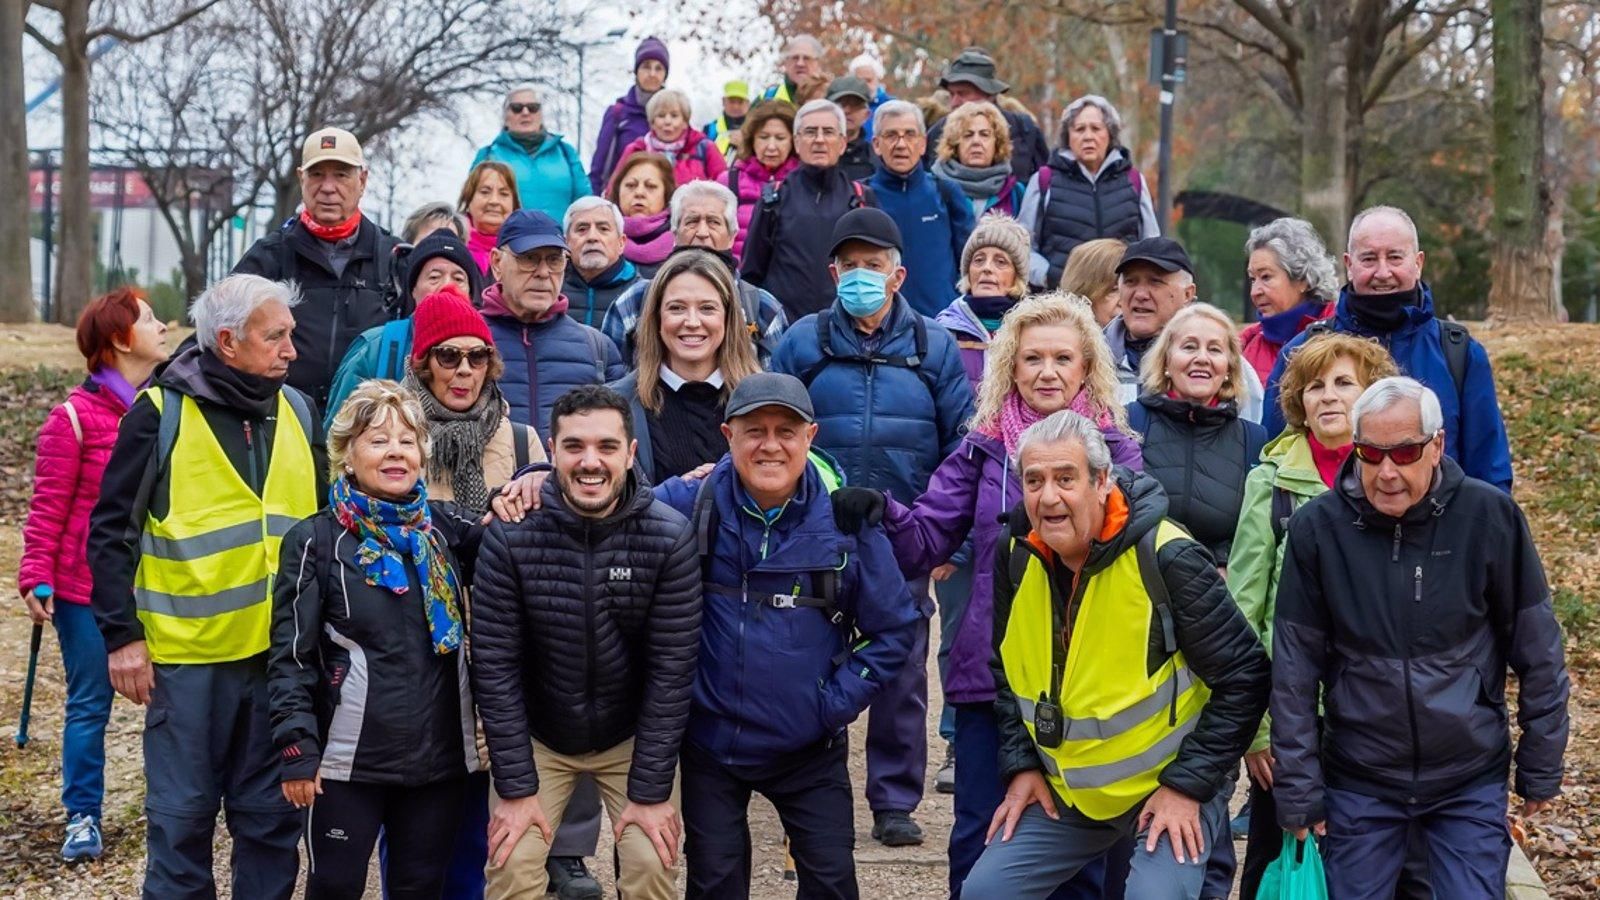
top-left (20, 379), bottom-right (130, 605)
top-left (729, 155), bottom-right (799, 262)
top-left (612, 127), bottom-right (729, 196)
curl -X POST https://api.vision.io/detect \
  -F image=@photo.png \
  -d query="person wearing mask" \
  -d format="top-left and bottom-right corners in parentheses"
top-left (1239, 217), bottom-right (1340, 384)
top-left (761, 34), bottom-right (823, 105)
top-left (609, 250), bottom-right (763, 484)
top-left (471, 85), bottom-right (590, 223)
top-left (936, 215), bottom-right (1032, 391)
top-left (457, 161), bottom-right (521, 276)
top-left (607, 153), bottom-right (678, 279)
top-left (1272, 378), bottom-right (1568, 899)
top-left (771, 209), bottom-right (975, 849)
top-left (602, 181), bottom-right (788, 367)
top-left (1262, 205), bottom-right (1513, 492)
top-left (827, 76), bottom-right (877, 181)
top-left (1020, 95), bottom-right (1159, 291)
top-left (591, 37), bottom-right (671, 194)
top-left (613, 89), bottom-right (729, 190)
top-left (932, 102), bottom-right (1026, 219)
top-left (562, 197), bottom-right (641, 329)
top-left (727, 100), bottom-right (798, 262)
top-left (923, 48), bottom-right (1049, 182)
top-left (88, 274), bottom-right (322, 898)
top-left (1125, 303), bottom-right (1268, 569)
top-left (20, 287), bottom-right (168, 862)
top-left (702, 80), bottom-right (751, 165)
top-left (1058, 238), bottom-right (1127, 328)
top-left (268, 382), bottom-right (488, 899)
top-left (742, 100), bottom-right (880, 323)
top-left (1225, 333), bottom-right (1397, 898)
top-left (233, 127), bottom-right (404, 416)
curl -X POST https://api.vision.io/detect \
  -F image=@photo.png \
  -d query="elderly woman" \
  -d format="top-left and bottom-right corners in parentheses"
top-left (1227, 333), bottom-right (1398, 899)
top-left (590, 36), bottom-right (671, 193)
top-left (457, 161), bottom-right (521, 276)
top-left (1128, 303), bottom-right (1268, 568)
top-left (269, 380), bottom-right (488, 900)
top-left (1020, 94), bottom-right (1159, 289)
top-left (1058, 237), bottom-right (1126, 327)
top-left (614, 88), bottom-right (727, 190)
top-left (470, 85), bottom-right (591, 222)
top-left (936, 215), bottom-right (1032, 390)
top-left (607, 153), bottom-right (677, 277)
top-left (20, 287), bottom-right (167, 862)
top-left (728, 100), bottom-right (798, 261)
top-left (1239, 217), bottom-right (1340, 382)
top-left (931, 102), bottom-right (1025, 218)
top-left (608, 249), bottom-right (761, 484)
top-left (401, 201), bottom-right (469, 244)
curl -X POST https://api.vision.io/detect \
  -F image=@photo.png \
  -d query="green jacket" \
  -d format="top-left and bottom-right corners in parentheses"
top-left (1225, 430), bottom-right (1326, 751)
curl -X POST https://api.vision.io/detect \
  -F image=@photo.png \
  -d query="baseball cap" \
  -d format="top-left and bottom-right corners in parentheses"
top-left (497, 209), bottom-right (568, 254)
top-left (826, 76), bottom-right (872, 104)
top-left (724, 372), bottom-right (815, 423)
top-left (827, 207), bottom-right (903, 258)
top-left (1116, 237), bottom-right (1194, 276)
top-left (723, 80), bottom-right (751, 100)
top-left (301, 127), bottom-right (365, 169)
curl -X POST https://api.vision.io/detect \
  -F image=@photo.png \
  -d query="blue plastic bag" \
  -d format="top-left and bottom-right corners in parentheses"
top-left (1255, 831), bottom-right (1329, 900)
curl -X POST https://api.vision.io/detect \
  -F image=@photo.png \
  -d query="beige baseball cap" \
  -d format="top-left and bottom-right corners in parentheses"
top-left (300, 127), bottom-right (366, 169)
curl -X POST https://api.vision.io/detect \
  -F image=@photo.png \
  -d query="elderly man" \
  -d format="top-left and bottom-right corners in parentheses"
top-left (703, 80), bottom-right (751, 164)
top-left (761, 34), bottom-right (823, 105)
top-left (742, 99), bottom-right (880, 322)
top-left (772, 208), bottom-right (974, 848)
top-left (1272, 377), bottom-right (1567, 899)
top-left (234, 127), bottom-right (403, 416)
top-left (602, 181), bottom-right (788, 366)
top-left (88, 274), bottom-right (322, 899)
top-left (865, 100), bottom-right (975, 317)
top-left (849, 54), bottom-right (894, 117)
top-left (472, 85), bottom-right (591, 222)
top-left (562, 196), bottom-right (641, 328)
top-left (1263, 205), bottom-right (1513, 491)
top-left (1103, 237), bottom-right (1197, 404)
top-left (923, 48), bottom-right (1049, 181)
top-left (827, 76), bottom-right (877, 180)
top-left (960, 410), bottom-right (1269, 899)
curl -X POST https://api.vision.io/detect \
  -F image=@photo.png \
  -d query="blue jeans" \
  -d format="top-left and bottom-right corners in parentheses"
top-left (53, 601), bottom-right (112, 818)
top-left (1322, 780), bottom-right (1510, 900)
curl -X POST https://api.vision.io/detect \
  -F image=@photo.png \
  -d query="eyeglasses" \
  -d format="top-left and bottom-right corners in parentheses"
top-left (508, 102), bottom-right (541, 114)
top-left (798, 126), bottom-right (841, 140)
top-left (877, 129), bottom-right (922, 146)
top-left (508, 252), bottom-right (564, 273)
top-left (1352, 432), bottom-right (1438, 466)
top-left (429, 346), bottom-right (495, 370)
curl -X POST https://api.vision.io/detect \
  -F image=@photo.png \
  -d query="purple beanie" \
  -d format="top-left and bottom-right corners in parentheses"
top-left (635, 36), bottom-right (670, 73)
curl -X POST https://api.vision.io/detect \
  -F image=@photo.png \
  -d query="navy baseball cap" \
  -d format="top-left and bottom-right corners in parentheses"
top-left (497, 209), bottom-right (568, 255)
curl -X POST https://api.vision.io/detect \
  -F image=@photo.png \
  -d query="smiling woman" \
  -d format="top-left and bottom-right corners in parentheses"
top-left (458, 162), bottom-right (523, 276)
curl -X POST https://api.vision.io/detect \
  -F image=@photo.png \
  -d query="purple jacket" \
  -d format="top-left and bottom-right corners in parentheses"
top-left (934, 297), bottom-right (993, 392)
top-left (589, 87), bottom-right (652, 193)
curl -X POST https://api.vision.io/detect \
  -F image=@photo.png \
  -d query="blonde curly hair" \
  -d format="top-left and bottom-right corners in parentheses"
top-left (971, 291), bottom-right (1131, 436)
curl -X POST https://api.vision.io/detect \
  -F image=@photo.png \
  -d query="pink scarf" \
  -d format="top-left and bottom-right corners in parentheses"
top-left (466, 225), bottom-right (497, 276)
top-left (644, 132), bottom-right (688, 161)
top-left (623, 210), bottom-right (674, 265)
top-left (982, 388), bottom-right (1115, 458)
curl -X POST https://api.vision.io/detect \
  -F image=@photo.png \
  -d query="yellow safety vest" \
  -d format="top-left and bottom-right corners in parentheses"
top-left (132, 389), bottom-right (318, 664)
top-left (997, 520), bottom-right (1210, 820)
top-left (711, 115), bottom-right (734, 156)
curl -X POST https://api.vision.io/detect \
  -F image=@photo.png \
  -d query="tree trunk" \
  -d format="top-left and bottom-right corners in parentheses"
top-left (52, 0), bottom-right (94, 324)
top-left (0, 0), bottom-right (33, 322)
top-left (1297, 20), bottom-right (1350, 253)
top-left (1486, 0), bottom-right (1556, 323)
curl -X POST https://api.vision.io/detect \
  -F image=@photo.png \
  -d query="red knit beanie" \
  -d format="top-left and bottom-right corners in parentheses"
top-left (411, 286), bottom-right (493, 361)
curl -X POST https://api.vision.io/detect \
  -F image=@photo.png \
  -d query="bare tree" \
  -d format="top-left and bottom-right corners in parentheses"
top-left (1486, 0), bottom-right (1556, 322)
top-left (0, 0), bottom-right (32, 321)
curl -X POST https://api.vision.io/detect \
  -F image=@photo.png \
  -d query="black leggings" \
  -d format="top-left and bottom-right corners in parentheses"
top-left (304, 776), bottom-right (468, 900)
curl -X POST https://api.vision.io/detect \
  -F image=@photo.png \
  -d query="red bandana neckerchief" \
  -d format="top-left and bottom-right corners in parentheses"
top-left (299, 208), bottom-right (362, 242)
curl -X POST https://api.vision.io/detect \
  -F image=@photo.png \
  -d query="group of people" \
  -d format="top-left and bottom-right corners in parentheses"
top-left (15, 30), bottom-right (1569, 900)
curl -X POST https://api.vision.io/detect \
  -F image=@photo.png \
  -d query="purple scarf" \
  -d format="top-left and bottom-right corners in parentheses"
top-left (981, 387), bottom-right (1116, 458)
top-left (90, 366), bottom-right (141, 409)
top-left (623, 210), bottom-right (674, 265)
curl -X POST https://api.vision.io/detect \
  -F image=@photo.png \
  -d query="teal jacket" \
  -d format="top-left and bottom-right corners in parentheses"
top-left (471, 130), bottom-right (591, 222)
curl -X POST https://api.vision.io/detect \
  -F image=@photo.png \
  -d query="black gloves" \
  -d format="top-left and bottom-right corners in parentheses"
top-left (831, 487), bottom-right (886, 534)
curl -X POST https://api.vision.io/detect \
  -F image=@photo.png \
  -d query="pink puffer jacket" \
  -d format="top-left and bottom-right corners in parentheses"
top-left (730, 155), bottom-right (799, 262)
top-left (20, 381), bottom-right (128, 605)
top-left (611, 128), bottom-right (730, 196)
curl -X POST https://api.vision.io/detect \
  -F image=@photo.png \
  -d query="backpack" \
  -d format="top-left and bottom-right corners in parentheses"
top-left (1034, 163), bottom-right (1145, 238)
top-left (759, 178), bottom-right (867, 248)
top-left (1302, 317), bottom-right (1470, 399)
top-left (372, 319), bottom-right (413, 382)
top-left (1269, 484), bottom-right (1296, 544)
top-left (796, 307), bottom-right (941, 405)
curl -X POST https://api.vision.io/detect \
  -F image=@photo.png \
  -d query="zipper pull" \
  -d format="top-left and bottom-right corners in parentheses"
top-left (243, 420), bottom-right (253, 449)
top-left (1391, 524), bottom-right (1402, 562)
top-left (1413, 566), bottom-right (1423, 603)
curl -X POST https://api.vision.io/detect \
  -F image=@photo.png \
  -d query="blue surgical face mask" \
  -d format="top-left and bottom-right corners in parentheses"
top-left (836, 267), bottom-right (890, 318)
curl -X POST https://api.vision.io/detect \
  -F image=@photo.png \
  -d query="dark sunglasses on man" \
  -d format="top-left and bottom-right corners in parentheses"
top-left (1352, 431), bottom-right (1439, 466)
top-left (430, 346), bottom-right (496, 370)
top-left (508, 102), bottom-right (541, 114)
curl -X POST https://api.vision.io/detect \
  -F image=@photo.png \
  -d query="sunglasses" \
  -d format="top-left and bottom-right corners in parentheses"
top-left (430, 346), bottom-right (495, 369)
top-left (1352, 432), bottom-right (1438, 466)
top-left (508, 102), bottom-right (542, 114)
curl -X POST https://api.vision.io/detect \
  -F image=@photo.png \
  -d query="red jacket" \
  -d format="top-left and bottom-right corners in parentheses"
top-left (611, 127), bottom-right (729, 195)
top-left (20, 381), bottom-right (128, 604)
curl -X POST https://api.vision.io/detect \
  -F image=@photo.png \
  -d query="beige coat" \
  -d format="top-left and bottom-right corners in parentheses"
top-left (429, 418), bottom-right (545, 504)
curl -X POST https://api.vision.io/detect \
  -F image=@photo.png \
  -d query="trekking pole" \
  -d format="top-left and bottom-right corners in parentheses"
top-left (783, 833), bottom-right (796, 881)
top-left (16, 619), bottom-right (43, 748)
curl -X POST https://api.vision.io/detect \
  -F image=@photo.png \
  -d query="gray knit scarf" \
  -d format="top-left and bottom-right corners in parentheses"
top-left (405, 370), bottom-right (505, 514)
top-left (933, 158), bottom-right (1012, 200)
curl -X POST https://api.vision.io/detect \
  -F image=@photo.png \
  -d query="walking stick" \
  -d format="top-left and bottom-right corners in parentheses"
top-left (16, 622), bottom-right (42, 748)
top-left (783, 833), bottom-right (797, 881)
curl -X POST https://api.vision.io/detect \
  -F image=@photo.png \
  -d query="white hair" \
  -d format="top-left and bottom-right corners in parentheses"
top-left (1015, 410), bottom-right (1113, 476)
top-left (670, 180), bottom-right (739, 233)
top-left (1351, 376), bottom-right (1444, 440)
top-left (795, 99), bottom-right (847, 134)
top-left (646, 88), bottom-right (693, 122)
top-left (563, 196), bottom-right (624, 234)
top-left (784, 34), bottom-right (823, 57)
top-left (1060, 94), bottom-right (1124, 147)
top-left (872, 99), bottom-right (925, 137)
top-left (503, 85), bottom-right (541, 108)
top-left (1245, 217), bottom-right (1340, 302)
top-left (850, 54), bottom-right (884, 79)
top-left (191, 274), bottom-right (301, 352)
top-left (1347, 205), bottom-right (1421, 255)
top-left (834, 247), bottom-right (903, 269)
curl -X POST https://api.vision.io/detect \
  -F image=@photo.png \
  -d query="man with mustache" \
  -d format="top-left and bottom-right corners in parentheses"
top-left (562, 197), bottom-right (642, 328)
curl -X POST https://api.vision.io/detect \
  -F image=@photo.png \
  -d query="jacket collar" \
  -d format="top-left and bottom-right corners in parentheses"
top-left (1257, 430), bottom-right (1326, 495)
top-left (538, 468), bottom-right (654, 536)
top-left (1136, 391), bottom-right (1240, 427)
top-left (872, 160), bottom-right (927, 189)
top-left (566, 256), bottom-right (636, 289)
top-left (1331, 282), bottom-right (1437, 338)
top-left (935, 298), bottom-right (987, 340)
top-left (494, 128), bottom-right (567, 157)
top-left (711, 455), bottom-right (853, 569)
top-left (828, 293), bottom-right (915, 345)
top-left (1004, 467), bottom-right (1170, 576)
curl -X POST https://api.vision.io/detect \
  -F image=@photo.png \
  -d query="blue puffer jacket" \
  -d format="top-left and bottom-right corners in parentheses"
top-left (481, 285), bottom-right (627, 435)
top-left (864, 163), bottom-right (976, 318)
top-left (1263, 283), bottom-right (1513, 492)
top-left (471, 130), bottom-right (591, 223)
top-left (771, 297), bottom-right (975, 507)
top-left (657, 455), bottom-right (920, 767)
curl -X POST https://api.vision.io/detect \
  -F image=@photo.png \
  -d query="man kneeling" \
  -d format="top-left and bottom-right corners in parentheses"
top-left (964, 410), bottom-right (1269, 899)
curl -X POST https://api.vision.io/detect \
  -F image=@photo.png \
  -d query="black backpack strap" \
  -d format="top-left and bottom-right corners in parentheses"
top-left (1302, 318), bottom-right (1333, 340)
top-left (798, 311), bottom-right (837, 388)
top-left (281, 386), bottom-right (314, 441)
top-left (727, 164), bottom-right (740, 198)
top-left (759, 180), bottom-right (782, 248)
top-left (584, 328), bottom-right (608, 381)
top-left (1438, 320), bottom-right (1471, 397)
top-left (126, 387), bottom-right (184, 543)
top-left (1136, 528), bottom-right (1176, 656)
top-left (692, 477), bottom-right (719, 574)
top-left (1270, 485), bottom-right (1294, 544)
top-left (511, 422), bottom-right (532, 470)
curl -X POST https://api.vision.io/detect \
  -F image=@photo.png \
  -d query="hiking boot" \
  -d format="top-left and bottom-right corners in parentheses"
top-left (871, 810), bottom-right (924, 847)
top-left (935, 743), bottom-right (956, 794)
top-left (546, 856), bottom-right (601, 899)
top-left (1230, 798), bottom-right (1251, 840)
top-left (62, 813), bottom-right (102, 862)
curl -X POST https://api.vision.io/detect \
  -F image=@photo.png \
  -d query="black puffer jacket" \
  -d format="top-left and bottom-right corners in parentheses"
top-left (268, 504), bottom-right (483, 785)
top-left (1128, 394), bottom-right (1268, 567)
top-left (470, 473), bottom-right (702, 805)
top-left (992, 468), bottom-right (1270, 803)
top-left (1272, 456), bottom-right (1569, 828)
top-left (1034, 149), bottom-right (1145, 288)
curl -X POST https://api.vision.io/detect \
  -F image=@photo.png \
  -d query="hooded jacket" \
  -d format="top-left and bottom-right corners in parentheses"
top-left (1262, 284), bottom-right (1513, 492)
top-left (864, 162), bottom-right (977, 318)
top-left (1272, 456), bottom-right (1569, 827)
top-left (740, 163), bottom-right (880, 323)
top-left (590, 86), bottom-right (653, 194)
top-left (563, 257), bottom-right (641, 329)
top-left (480, 284), bottom-right (626, 435)
top-left (729, 155), bottom-right (799, 262)
top-left (472, 129), bottom-right (592, 222)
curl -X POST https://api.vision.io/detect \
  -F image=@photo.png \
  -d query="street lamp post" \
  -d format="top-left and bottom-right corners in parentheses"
top-left (569, 27), bottom-right (627, 153)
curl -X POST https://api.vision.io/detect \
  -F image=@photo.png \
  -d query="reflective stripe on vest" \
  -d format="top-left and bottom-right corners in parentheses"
top-left (712, 115), bottom-right (734, 155)
top-left (132, 390), bottom-right (318, 664)
top-left (997, 520), bottom-right (1210, 820)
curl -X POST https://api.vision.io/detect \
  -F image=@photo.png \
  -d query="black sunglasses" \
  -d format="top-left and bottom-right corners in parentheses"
top-left (508, 102), bottom-right (542, 114)
top-left (1352, 432), bottom-right (1438, 466)
top-left (430, 346), bottom-right (495, 370)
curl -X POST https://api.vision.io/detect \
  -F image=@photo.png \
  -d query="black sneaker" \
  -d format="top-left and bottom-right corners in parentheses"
top-left (871, 810), bottom-right (924, 847)
top-left (935, 743), bottom-right (956, 794)
top-left (546, 856), bottom-right (602, 900)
